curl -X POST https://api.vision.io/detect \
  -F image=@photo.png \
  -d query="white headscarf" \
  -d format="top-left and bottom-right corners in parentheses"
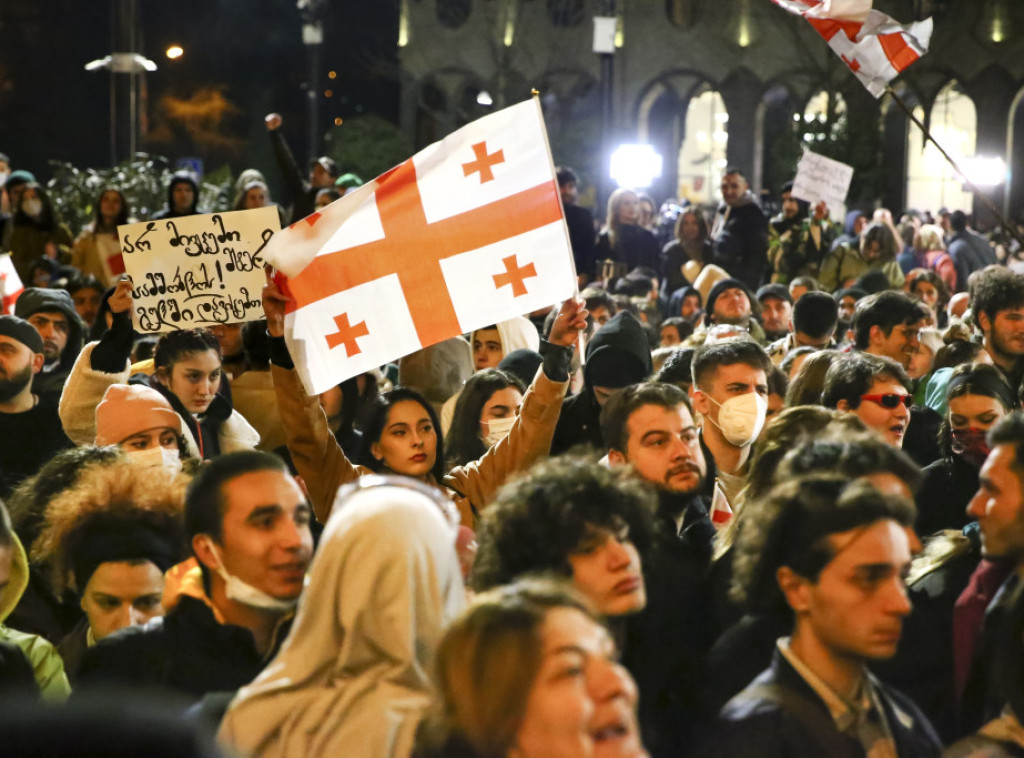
top-left (218, 478), bottom-right (466, 758)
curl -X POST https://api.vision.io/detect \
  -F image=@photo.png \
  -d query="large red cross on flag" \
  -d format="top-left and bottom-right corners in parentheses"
top-left (771, 0), bottom-right (932, 98)
top-left (262, 99), bottom-right (577, 395)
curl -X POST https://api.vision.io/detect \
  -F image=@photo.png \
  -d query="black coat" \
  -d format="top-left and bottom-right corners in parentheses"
top-left (622, 499), bottom-right (715, 758)
top-left (916, 456), bottom-right (978, 537)
top-left (699, 649), bottom-right (942, 758)
top-left (564, 203), bottom-right (596, 280)
top-left (595, 225), bottom-right (661, 273)
top-left (75, 595), bottom-right (290, 703)
top-left (711, 200), bottom-right (769, 291)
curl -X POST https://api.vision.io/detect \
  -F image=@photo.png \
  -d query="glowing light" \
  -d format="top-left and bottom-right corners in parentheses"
top-left (962, 156), bottom-right (1007, 187)
top-left (610, 144), bottom-right (663, 189)
top-left (476, 91), bottom-right (493, 107)
top-left (334, 118), bottom-right (343, 126)
top-left (328, 71), bottom-right (337, 80)
top-left (165, 45), bottom-right (183, 60)
top-left (324, 89), bottom-right (333, 98)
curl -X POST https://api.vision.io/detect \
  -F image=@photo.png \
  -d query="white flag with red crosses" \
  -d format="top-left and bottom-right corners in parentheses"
top-left (0, 254), bottom-right (23, 314)
top-left (771, 0), bottom-right (932, 98)
top-left (262, 99), bottom-right (577, 395)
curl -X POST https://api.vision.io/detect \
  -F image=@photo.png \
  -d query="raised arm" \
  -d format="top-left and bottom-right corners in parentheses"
top-left (263, 268), bottom-right (369, 522)
top-left (444, 298), bottom-right (587, 516)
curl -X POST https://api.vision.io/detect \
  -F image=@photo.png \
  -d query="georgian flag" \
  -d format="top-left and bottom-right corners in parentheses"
top-left (771, 0), bottom-right (932, 98)
top-left (263, 99), bottom-right (577, 395)
top-left (0, 253), bottom-right (23, 314)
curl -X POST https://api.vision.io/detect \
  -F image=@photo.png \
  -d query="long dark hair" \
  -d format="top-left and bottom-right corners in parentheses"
top-left (92, 187), bottom-right (130, 233)
top-left (445, 370), bottom-right (526, 470)
top-left (359, 387), bottom-right (446, 483)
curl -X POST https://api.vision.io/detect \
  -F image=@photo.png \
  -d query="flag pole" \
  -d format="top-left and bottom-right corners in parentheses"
top-left (532, 88), bottom-right (587, 362)
top-left (885, 85), bottom-right (1024, 249)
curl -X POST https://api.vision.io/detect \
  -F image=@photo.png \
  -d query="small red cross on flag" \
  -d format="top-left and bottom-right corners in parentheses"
top-left (463, 142), bottom-right (506, 183)
top-left (262, 99), bottom-right (577, 395)
top-left (770, 0), bottom-right (932, 98)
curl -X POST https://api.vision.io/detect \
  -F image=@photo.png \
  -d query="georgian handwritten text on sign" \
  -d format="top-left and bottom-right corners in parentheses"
top-left (791, 150), bottom-right (855, 219)
top-left (118, 208), bottom-right (279, 333)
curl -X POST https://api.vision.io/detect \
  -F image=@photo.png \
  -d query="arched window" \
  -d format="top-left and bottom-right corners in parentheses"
top-left (547, 0), bottom-right (584, 27)
top-left (665, 0), bottom-right (702, 29)
top-left (677, 86), bottom-right (728, 205)
top-left (436, 0), bottom-right (471, 29)
top-left (906, 81), bottom-right (976, 213)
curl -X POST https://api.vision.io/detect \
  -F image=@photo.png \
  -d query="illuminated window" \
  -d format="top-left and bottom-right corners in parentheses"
top-left (906, 81), bottom-right (976, 213)
top-left (677, 87), bottom-right (728, 205)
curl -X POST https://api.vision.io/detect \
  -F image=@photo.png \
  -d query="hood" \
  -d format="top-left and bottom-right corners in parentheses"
top-left (398, 336), bottom-right (473, 410)
top-left (0, 533), bottom-right (30, 624)
top-left (844, 209), bottom-right (866, 237)
top-left (165, 172), bottom-right (199, 216)
top-left (218, 479), bottom-right (465, 757)
top-left (668, 286), bottom-right (701, 319)
top-left (584, 311), bottom-right (652, 389)
top-left (14, 287), bottom-right (85, 372)
top-left (492, 315), bottom-right (540, 357)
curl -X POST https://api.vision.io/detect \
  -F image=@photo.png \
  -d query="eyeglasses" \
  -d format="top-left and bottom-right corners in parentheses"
top-left (860, 393), bottom-right (913, 409)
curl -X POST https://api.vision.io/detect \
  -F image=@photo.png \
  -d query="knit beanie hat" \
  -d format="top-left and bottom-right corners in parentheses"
top-left (0, 315), bottom-right (44, 354)
top-left (95, 384), bottom-right (182, 446)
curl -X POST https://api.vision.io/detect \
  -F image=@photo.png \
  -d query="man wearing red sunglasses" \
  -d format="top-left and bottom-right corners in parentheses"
top-left (822, 354), bottom-right (913, 448)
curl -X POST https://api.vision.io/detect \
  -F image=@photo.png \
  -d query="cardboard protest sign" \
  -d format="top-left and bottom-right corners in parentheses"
top-left (118, 208), bottom-right (279, 333)
top-left (791, 149), bottom-right (854, 219)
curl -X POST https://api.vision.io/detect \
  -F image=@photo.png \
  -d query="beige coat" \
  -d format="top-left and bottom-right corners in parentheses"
top-left (272, 363), bottom-right (567, 526)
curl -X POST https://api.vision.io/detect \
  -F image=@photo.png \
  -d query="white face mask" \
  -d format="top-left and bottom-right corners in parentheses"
top-left (205, 541), bottom-right (302, 613)
top-left (125, 445), bottom-right (182, 474)
top-left (704, 392), bottom-right (767, 448)
top-left (22, 198), bottom-right (42, 218)
top-left (482, 414), bottom-right (517, 447)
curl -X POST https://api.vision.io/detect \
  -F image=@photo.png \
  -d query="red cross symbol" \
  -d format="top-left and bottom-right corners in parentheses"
top-left (282, 157), bottom-right (562, 350)
top-left (462, 142), bottom-right (505, 183)
top-left (841, 54), bottom-right (861, 72)
top-left (325, 312), bottom-right (369, 357)
top-left (288, 211), bottom-right (322, 231)
top-left (492, 254), bottom-right (537, 297)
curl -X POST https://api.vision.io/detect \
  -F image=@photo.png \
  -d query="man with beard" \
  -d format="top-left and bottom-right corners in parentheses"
top-left (596, 382), bottom-right (716, 756)
top-left (710, 168), bottom-right (769, 291)
top-left (14, 288), bottom-right (84, 396)
top-left (972, 267), bottom-right (1024, 396)
top-left (701, 278), bottom-right (767, 345)
top-left (0, 315), bottom-right (72, 497)
top-left (756, 284), bottom-right (793, 343)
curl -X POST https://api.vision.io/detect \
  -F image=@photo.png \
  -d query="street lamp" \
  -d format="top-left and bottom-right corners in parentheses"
top-left (610, 144), bottom-right (663, 189)
top-left (84, 52), bottom-right (157, 164)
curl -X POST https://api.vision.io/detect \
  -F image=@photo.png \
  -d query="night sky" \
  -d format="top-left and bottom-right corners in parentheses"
top-left (0, 0), bottom-right (399, 181)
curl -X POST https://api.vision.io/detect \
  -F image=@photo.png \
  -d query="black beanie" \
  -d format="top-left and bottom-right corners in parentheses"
top-left (71, 520), bottom-right (183, 595)
top-left (497, 349), bottom-right (543, 388)
top-left (0, 315), bottom-right (44, 354)
top-left (706, 278), bottom-right (752, 318)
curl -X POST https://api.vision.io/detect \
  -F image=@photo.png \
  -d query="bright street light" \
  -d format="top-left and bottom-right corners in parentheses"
top-left (166, 45), bottom-right (184, 60)
top-left (610, 144), bottom-right (663, 189)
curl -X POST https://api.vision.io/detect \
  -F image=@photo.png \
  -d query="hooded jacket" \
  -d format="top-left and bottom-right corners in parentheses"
top-left (59, 342), bottom-right (260, 459)
top-left (14, 287), bottom-right (85, 396)
top-left (152, 172), bottom-right (199, 220)
top-left (0, 533), bottom-right (71, 699)
top-left (440, 316), bottom-right (541, 433)
top-left (551, 312), bottom-right (652, 455)
top-left (218, 482), bottom-right (465, 758)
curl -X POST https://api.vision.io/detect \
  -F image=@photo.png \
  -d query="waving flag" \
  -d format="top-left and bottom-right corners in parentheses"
top-left (263, 99), bottom-right (576, 395)
top-left (771, 0), bottom-right (932, 97)
top-left (0, 253), bottom-right (23, 314)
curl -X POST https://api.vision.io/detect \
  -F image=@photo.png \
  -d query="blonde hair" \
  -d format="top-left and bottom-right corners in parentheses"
top-left (604, 188), bottom-right (638, 248)
top-left (914, 224), bottom-right (946, 253)
top-left (420, 578), bottom-right (597, 758)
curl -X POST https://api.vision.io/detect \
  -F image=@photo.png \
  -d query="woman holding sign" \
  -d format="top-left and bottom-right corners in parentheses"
top-left (264, 271), bottom-right (586, 527)
top-left (58, 278), bottom-right (260, 460)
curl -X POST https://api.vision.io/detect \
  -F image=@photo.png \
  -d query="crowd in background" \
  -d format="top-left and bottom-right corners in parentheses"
top-left (1, 118), bottom-right (1024, 757)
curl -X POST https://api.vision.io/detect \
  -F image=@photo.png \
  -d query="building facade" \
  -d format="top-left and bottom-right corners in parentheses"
top-left (398, 0), bottom-right (1024, 227)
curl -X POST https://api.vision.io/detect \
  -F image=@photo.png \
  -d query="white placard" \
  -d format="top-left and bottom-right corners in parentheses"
top-left (118, 207), bottom-right (280, 333)
top-left (791, 149), bottom-right (854, 220)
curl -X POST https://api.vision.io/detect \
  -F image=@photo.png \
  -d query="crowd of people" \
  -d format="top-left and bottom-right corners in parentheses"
top-left (1, 128), bottom-right (1024, 757)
